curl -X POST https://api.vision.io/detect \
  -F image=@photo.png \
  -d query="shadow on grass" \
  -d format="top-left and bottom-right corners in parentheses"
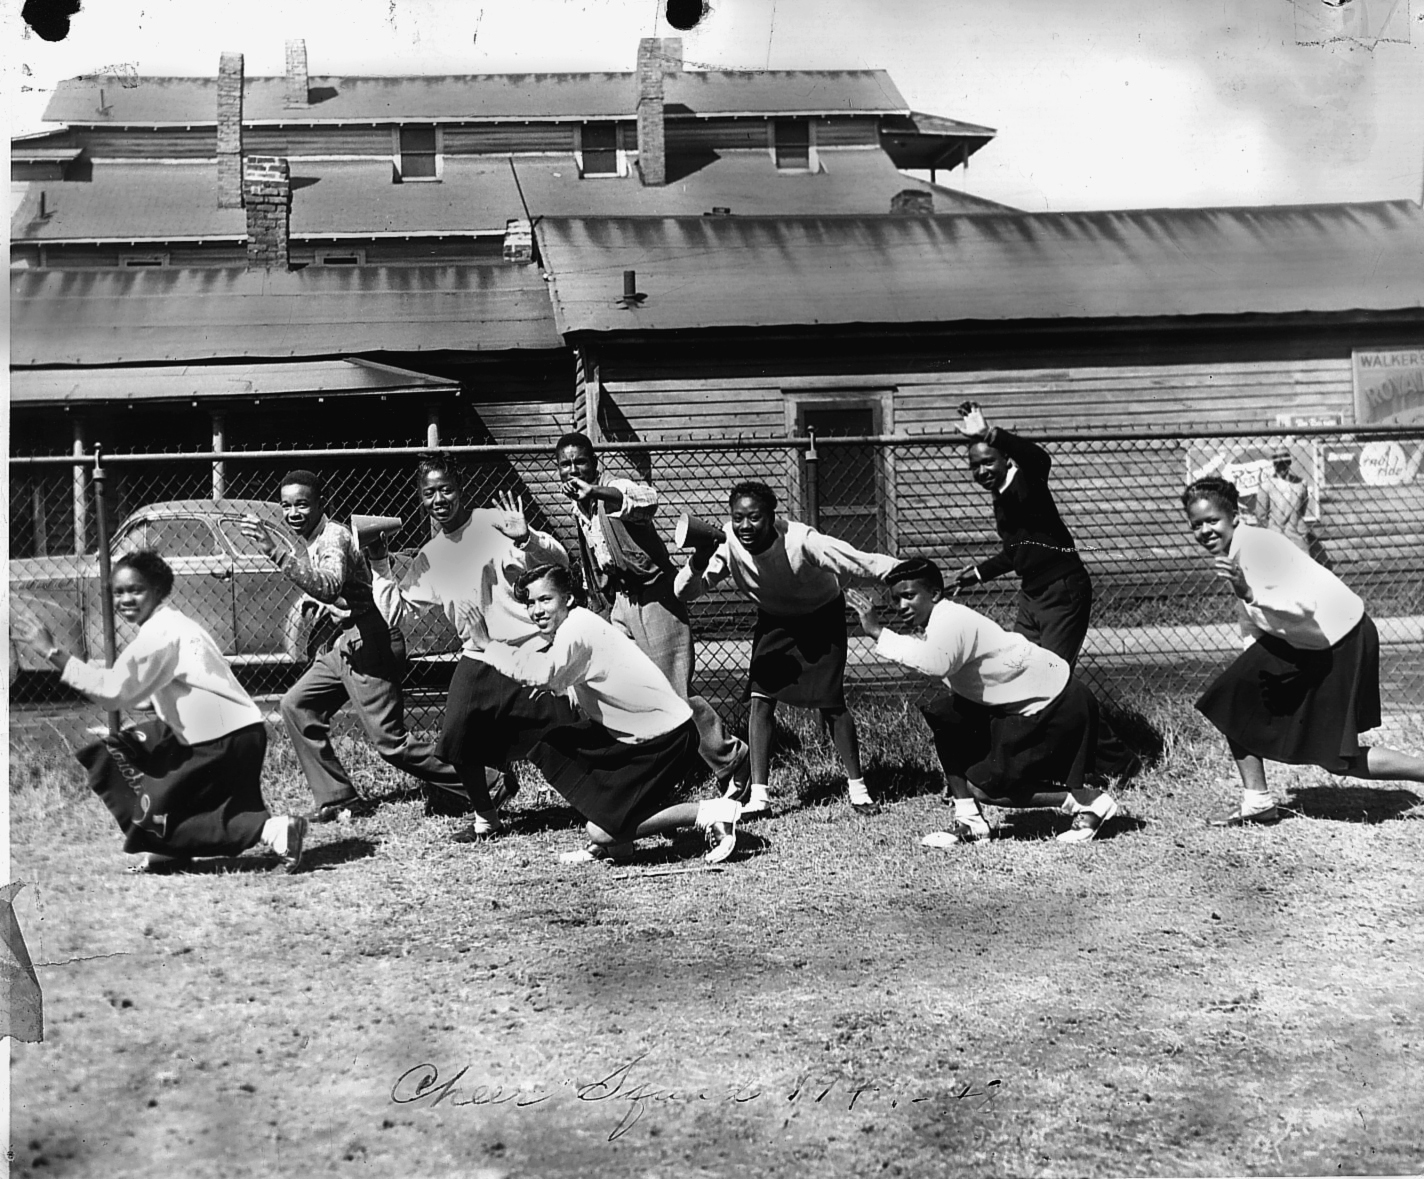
top-left (992, 810), bottom-right (1150, 842)
top-left (1286, 785), bottom-right (1424, 824)
top-left (1101, 701), bottom-right (1168, 772)
top-left (504, 802), bottom-right (593, 836)
top-left (796, 765), bottom-right (942, 808)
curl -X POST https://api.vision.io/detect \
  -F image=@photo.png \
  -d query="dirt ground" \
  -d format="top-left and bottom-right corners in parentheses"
top-left (7, 703), bottom-right (1424, 1178)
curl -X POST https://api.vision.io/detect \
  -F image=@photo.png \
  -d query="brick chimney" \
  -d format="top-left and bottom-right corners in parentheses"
top-left (243, 156), bottom-right (291, 269)
top-left (636, 38), bottom-right (667, 187)
top-left (660, 38), bottom-right (683, 72)
top-left (890, 189), bottom-right (934, 215)
top-left (285, 39), bottom-right (309, 108)
top-left (217, 52), bottom-right (244, 210)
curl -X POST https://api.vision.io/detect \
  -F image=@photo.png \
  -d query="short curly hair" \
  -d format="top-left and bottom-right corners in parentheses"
top-left (1182, 475), bottom-right (1239, 514)
top-left (112, 550), bottom-right (175, 600)
top-left (729, 480), bottom-right (777, 514)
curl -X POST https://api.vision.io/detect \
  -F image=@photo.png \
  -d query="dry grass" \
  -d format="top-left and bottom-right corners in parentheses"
top-left (8, 699), bottom-right (1424, 1178)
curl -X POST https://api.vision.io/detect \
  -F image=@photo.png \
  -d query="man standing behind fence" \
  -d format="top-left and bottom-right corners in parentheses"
top-left (240, 470), bottom-right (470, 823)
top-left (1253, 446), bottom-right (1311, 554)
top-left (953, 402), bottom-right (1093, 668)
top-left (552, 433), bottom-right (749, 795)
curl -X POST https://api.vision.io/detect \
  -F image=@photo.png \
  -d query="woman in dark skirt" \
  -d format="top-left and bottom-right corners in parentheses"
top-left (674, 481), bottom-right (899, 817)
top-left (473, 565), bottom-right (741, 864)
top-left (849, 559), bottom-right (1139, 846)
top-left (1184, 476), bottom-right (1424, 825)
top-left (11, 551), bottom-right (306, 873)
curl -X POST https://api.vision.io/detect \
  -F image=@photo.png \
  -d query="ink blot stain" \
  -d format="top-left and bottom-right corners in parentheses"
top-left (665, 0), bottom-right (708, 31)
top-left (22, 0), bottom-right (81, 41)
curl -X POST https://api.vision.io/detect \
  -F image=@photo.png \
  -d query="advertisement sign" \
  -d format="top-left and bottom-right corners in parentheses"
top-left (1186, 437), bottom-right (1320, 522)
top-left (1352, 348), bottom-right (1424, 426)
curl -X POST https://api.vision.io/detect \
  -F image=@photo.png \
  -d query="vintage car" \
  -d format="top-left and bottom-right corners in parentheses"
top-left (9, 499), bottom-right (460, 672)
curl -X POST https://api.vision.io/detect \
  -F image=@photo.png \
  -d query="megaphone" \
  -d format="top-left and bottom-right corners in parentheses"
top-left (674, 513), bottom-right (723, 554)
top-left (351, 513), bottom-right (403, 548)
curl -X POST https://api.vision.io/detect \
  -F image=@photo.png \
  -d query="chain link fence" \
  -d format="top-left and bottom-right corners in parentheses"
top-left (11, 428), bottom-right (1424, 759)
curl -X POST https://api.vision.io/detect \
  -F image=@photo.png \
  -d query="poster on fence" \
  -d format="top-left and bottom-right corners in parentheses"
top-left (1353, 347), bottom-right (1424, 426)
top-left (1321, 438), bottom-right (1424, 487)
top-left (1185, 437), bottom-right (1321, 522)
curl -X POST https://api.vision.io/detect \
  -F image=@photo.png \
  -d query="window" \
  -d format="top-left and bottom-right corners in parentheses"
top-left (315, 249), bottom-right (365, 266)
top-left (120, 253), bottom-right (169, 268)
top-left (146, 517), bottom-right (223, 558)
top-left (773, 119), bottom-right (813, 171)
top-left (579, 122), bottom-right (621, 177)
top-left (784, 391), bottom-right (897, 554)
top-left (395, 126), bottom-right (440, 181)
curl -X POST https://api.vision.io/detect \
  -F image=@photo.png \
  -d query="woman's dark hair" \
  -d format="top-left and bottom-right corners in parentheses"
top-left (278, 469), bottom-right (323, 498)
top-left (885, 556), bottom-right (944, 594)
top-left (729, 480), bottom-right (777, 514)
top-left (515, 562), bottom-right (585, 607)
top-left (416, 450), bottom-right (464, 492)
top-left (112, 550), bottom-right (175, 600)
top-left (1182, 475), bottom-right (1239, 514)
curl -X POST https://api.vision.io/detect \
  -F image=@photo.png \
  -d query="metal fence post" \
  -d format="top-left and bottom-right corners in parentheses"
top-left (804, 426), bottom-right (820, 529)
top-left (91, 445), bottom-right (122, 736)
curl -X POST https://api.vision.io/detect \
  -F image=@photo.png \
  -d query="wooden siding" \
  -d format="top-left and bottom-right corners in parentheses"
top-left (664, 119), bottom-right (769, 151)
top-left (601, 382), bottom-right (788, 439)
top-left (71, 127), bottom-right (213, 158)
top-left (441, 124), bottom-right (579, 153)
top-left (812, 117), bottom-right (881, 147)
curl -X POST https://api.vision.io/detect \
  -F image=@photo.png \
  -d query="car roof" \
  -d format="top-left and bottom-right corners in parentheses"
top-left (118, 499), bottom-right (284, 526)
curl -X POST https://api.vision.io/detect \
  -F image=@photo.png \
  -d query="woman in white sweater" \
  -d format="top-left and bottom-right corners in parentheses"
top-left (1185, 476), bottom-right (1424, 825)
top-left (476, 564), bottom-right (740, 865)
top-left (849, 558), bottom-right (1140, 845)
top-left (11, 551), bottom-right (305, 873)
top-left (675, 480), bottom-right (899, 818)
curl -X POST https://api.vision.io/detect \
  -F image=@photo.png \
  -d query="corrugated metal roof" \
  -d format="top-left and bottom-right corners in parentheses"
top-left (41, 70), bottom-right (907, 125)
top-left (10, 265), bottom-right (562, 364)
top-left (535, 202), bottom-right (1424, 335)
top-left (11, 151), bottom-right (1008, 242)
top-left (10, 359), bottom-right (458, 405)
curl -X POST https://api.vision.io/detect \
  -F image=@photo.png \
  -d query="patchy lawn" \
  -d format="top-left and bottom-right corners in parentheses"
top-left (8, 699), bottom-right (1424, 1178)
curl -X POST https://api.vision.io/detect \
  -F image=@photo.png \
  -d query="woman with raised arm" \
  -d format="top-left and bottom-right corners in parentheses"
top-left (675, 480), bottom-right (899, 817)
top-left (11, 551), bottom-right (306, 874)
top-left (367, 452), bottom-right (574, 842)
top-left (1184, 475), bottom-right (1424, 826)
top-left (475, 564), bottom-right (741, 864)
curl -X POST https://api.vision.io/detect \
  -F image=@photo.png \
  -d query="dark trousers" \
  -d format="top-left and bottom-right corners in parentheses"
top-left (280, 613), bottom-right (464, 807)
top-left (436, 657), bottom-right (575, 810)
top-left (79, 720), bottom-right (270, 857)
top-left (1016, 568), bottom-right (1093, 669)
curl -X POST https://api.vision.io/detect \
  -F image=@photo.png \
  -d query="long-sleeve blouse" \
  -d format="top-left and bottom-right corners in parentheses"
top-left (674, 519), bottom-right (897, 617)
top-left (1228, 524), bottom-right (1363, 649)
top-left (476, 607), bottom-right (692, 742)
top-left (370, 511), bottom-right (569, 657)
top-left (61, 604), bottom-right (264, 744)
top-left (273, 514), bottom-right (374, 620)
top-left (874, 599), bottom-right (1069, 716)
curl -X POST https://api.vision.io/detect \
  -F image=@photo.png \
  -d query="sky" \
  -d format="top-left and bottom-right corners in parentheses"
top-left (2, 0), bottom-right (1422, 212)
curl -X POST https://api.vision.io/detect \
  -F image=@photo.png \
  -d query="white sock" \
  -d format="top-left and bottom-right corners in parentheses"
top-left (471, 810), bottom-right (501, 833)
top-left (696, 797), bottom-right (740, 828)
top-left (1088, 793), bottom-right (1118, 818)
top-left (261, 816), bottom-right (290, 855)
top-left (1242, 788), bottom-right (1275, 814)
top-left (847, 777), bottom-right (873, 806)
top-left (747, 783), bottom-right (770, 805)
top-left (953, 798), bottom-right (982, 822)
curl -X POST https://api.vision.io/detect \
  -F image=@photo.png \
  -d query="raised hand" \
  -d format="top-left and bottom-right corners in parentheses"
top-left (490, 491), bottom-right (530, 545)
top-left (1212, 556), bottom-right (1252, 601)
top-left (239, 514), bottom-right (279, 559)
top-left (11, 612), bottom-right (56, 658)
top-left (845, 588), bottom-right (883, 638)
top-left (455, 600), bottom-right (492, 649)
top-left (955, 401), bottom-right (988, 439)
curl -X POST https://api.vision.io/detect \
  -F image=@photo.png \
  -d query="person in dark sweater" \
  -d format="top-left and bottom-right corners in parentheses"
top-left (953, 401), bottom-right (1093, 667)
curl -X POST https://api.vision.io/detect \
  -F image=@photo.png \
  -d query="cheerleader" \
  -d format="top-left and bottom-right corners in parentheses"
top-left (10, 552), bottom-right (306, 873)
top-left (953, 401), bottom-right (1094, 667)
top-left (674, 481), bottom-right (899, 817)
top-left (1185, 475), bottom-right (1424, 825)
top-left (474, 564), bottom-right (741, 864)
top-left (368, 452), bottom-right (574, 842)
top-left (848, 558), bottom-right (1138, 846)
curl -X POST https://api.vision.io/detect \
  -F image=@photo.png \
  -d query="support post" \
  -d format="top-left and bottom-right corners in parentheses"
top-left (211, 412), bottom-right (227, 501)
top-left (71, 416), bottom-right (87, 554)
top-left (426, 406), bottom-right (441, 448)
top-left (804, 426), bottom-right (820, 530)
top-left (92, 446), bottom-right (121, 735)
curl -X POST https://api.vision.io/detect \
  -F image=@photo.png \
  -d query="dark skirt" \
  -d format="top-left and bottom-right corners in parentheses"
top-left (747, 595), bottom-right (848, 709)
top-left (920, 678), bottom-right (1136, 801)
top-left (78, 720), bottom-right (270, 857)
top-left (436, 656), bottom-right (576, 769)
top-left (529, 718), bottom-right (702, 840)
top-left (1195, 615), bottom-right (1381, 773)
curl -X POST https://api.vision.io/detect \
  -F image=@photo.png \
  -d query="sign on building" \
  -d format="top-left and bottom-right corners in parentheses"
top-left (1353, 348), bottom-right (1424, 426)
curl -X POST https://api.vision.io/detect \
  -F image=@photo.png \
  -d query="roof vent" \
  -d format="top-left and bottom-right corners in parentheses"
top-left (890, 189), bottom-right (934, 216)
top-left (618, 269), bottom-right (647, 309)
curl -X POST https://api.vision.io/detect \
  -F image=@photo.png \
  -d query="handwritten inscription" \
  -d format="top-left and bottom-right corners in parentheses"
top-left (393, 1054), bottom-right (1002, 1141)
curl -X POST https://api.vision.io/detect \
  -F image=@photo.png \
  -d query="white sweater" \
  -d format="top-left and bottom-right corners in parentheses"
top-left (675, 519), bottom-right (897, 617)
top-left (874, 599), bottom-right (1069, 716)
top-left (371, 510), bottom-right (568, 657)
top-left (1229, 524), bottom-right (1364, 649)
top-left (61, 605), bottom-right (263, 744)
top-left (476, 607), bottom-right (692, 743)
